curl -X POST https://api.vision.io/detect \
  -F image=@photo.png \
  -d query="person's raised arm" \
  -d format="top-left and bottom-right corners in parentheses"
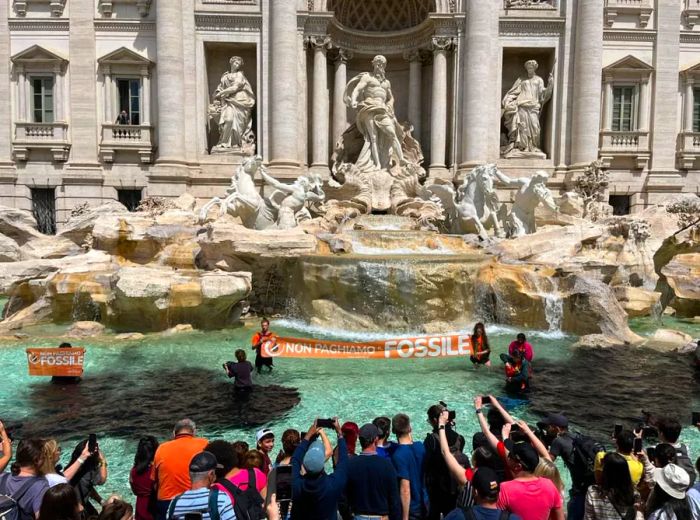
top-left (475, 396), bottom-right (500, 452)
top-left (437, 411), bottom-right (467, 486)
top-left (318, 428), bottom-right (333, 461)
top-left (0, 421), bottom-right (11, 472)
top-left (63, 443), bottom-right (91, 482)
top-left (487, 395), bottom-right (516, 424)
top-left (292, 422), bottom-right (317, 497)
top-left (517, 420), bottom-right (551, 461)
top-left (97, 450), bottom-right (108, 485)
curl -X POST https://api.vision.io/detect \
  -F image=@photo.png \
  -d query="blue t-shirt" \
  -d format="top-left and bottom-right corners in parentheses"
top-left (376, 441), bottom-right (398, 459)
top-left (444, 505), bottom-right (522, 520)
top-left (390, 441), bottom-right (426, 515)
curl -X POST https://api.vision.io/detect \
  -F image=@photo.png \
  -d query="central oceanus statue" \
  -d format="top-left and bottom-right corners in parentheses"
top-left (198, 155), bottom-right (325, 230)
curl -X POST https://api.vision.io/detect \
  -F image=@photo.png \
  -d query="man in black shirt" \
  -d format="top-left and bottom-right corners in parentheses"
top-left (345, 423), bottom-right (401, 520)
top-left (423, 404), bottom-right (466, 520)
top-left (541, 413), bottom-right (580, 520)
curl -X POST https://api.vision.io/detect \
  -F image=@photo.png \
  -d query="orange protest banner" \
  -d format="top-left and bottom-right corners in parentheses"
top-left (26, 348), bottom-right (85, 377)
top-left (261, 334), bottom-right (473, 359)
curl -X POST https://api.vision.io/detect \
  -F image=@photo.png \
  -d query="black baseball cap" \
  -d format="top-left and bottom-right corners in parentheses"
top-left (472, 467), bottom-right (500, 497)
top-left (359, 423), bottom-right (380, 443)
top-left (508, 442), bottom-right (540, 473)
top-left (189, 452), bottom-right (222, 473)
top-left (539, 413), bottom-right (569, 429)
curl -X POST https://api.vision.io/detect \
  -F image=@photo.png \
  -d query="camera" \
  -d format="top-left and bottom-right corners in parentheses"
top-left (439, 401), bottom-right (456, 422)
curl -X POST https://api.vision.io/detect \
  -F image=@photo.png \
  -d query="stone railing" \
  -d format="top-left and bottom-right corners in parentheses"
top-left (599, 130), bottom-right (650, 169)
top-left (604, 0), bottom-right (653, 27)
top-left (503, 0), bottom-right (556, 9)
top-left (677, 131), bottom-right (700, 169)
top-left (13, 122), bottom-right (70, 162)
top-left (100, 124), bottom-right (154, 163)
top-left (684, 0), bottom-right (700, 27)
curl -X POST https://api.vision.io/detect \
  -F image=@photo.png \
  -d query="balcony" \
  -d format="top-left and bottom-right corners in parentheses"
top-left (12, 122), bottom-right (70, 162)
top-left (677, 132), bottom-right (700, 169)
top-left (99, 124), bottom-right (154, 163)
top-left (684, 0), bottom-right (700, 27)
top-left (604, 0), bottom-right (653, 28)
top-left (599, 130), bottom-right (650, 170)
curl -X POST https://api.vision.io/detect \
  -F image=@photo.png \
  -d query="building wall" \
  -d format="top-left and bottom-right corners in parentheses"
top-left (1, 0), bottom-right (699, 229)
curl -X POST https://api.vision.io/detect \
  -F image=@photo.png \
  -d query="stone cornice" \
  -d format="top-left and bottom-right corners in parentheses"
top-left (195, 13), bottom-right (262, 32)
top-left (680, 31), bottom-right (700, 44)
top-left (93, 20), bottom-right (156, 31)
top-left (328, 18), bottom-right (447, 54)
top-left (499, 17), bottom-right (565, 36)
top-left (8, 18), bottom-right (69, 31)
top-left (603, 28), bottom-right (656, 42)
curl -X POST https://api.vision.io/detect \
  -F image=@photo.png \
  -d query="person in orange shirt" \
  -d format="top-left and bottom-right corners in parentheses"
top-left (469, 322), bottom-right (491, 367)
top-left (151, 418), bottom-right (208, 520)
top-left (251, 318), bottom-right (276, 374)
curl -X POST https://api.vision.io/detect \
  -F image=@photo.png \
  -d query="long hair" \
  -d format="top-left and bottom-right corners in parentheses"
top-left (38, 483), bottom-right (81, 520)
top-left (40, 439), bottom-right (61, 475)
top-left (275, 429), bottom-right (300, 464)
top-left (133, 436), bottom-right (159, 475)
top-left (67, 440), bottom-right (99, 485)
top-left (12, 439), bottom-right (47, 476)
top-left (472, 322), bottom-right (489, 351)
top-left (534, 459), bottom-right (565, 492)
top-left (601, 453), bottom-right (635, 510)
top-left (98, 499), bottom-right (133, 520)
top-left (647, 485), bottom-right (693, 520)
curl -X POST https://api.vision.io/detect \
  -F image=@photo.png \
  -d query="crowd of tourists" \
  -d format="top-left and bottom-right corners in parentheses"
top-left (1, 398), bottom-right (699, 520)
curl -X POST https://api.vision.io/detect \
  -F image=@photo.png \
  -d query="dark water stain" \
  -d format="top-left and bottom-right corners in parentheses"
top-left (526, 346), bottom-right (700, 439)
top-left (10, 368), bottom-right (300, 440)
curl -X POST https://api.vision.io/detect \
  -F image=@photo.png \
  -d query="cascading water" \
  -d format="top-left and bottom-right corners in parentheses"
top-left (529, 273), bottom-right (564, 333)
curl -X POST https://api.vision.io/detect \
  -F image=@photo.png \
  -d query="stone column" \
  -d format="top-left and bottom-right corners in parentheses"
top-left (461, 1), bottom-right (498, 165)
top-left (638, 79), bottom-right (649, 131)
top-left (405, 50), bottom-right (423, 139)
top-left (17, 67), bottom-right (27, 122)
top-left (309, 35), bottom-right (331, 172)
top-left (102, 67), bottom-right (112, 124)
top-left (685, 79), bottom-right (695, 132)
top-left (69, 0), bottom-right (99, 165)
top-left (0, 3), bottom-right (11, 167)
top-left (602, 76), bottom-right (613, 130)
top-left (430, 37), bottom-right (451, 175)
top-left (570, 0), bottom-right (604, 166)
top-left (269, 0), bottom-right (300, 175)
top-left (142, 68), bottom-right (151, 126)
top-left (332, 48), bottom-right (351, 147)
top-left (650, 0), bottom-right (681, 171)
top-left (155, 0), bottom-right (185, 164)
top-left (53, 64), bottom-right (63, 121)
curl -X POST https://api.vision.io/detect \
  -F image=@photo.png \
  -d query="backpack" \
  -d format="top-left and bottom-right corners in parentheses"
top-left (674, 444), bottom-right (697, 487)
top-left (0, 474), bottom-right (39, 520)
top-left (569, 433), bottom-right (605, 491)
top-left (167, 488), bottom-right (220, 520)
top-left (216, 469), bottom-right (265, 520)
top-left (460, 506), bottom-right (510, 520)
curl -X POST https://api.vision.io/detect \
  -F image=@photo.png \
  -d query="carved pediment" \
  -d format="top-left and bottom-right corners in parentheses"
top-left (603, 55), bottom-right (653, 81)
top-left (681, 61), bottom-right (700, 79)
top-left (11, 44), bottom-right (68, 66)
top-left (97, 47), bottom-right (154, 67)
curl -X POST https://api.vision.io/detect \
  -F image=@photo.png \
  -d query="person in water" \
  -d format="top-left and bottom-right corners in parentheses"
top-left (500, 350), bottom-right (530, 394)
top-left (508, 333), bottom-right (533, 362)
top-left (223, 349), bottom-right (254, 394)
top-left (470, 322), bottom-right (491, 366)
top-left (51, 342), bottom-right (81, 385)
top-left (251, 318), bottom-right (276, 374)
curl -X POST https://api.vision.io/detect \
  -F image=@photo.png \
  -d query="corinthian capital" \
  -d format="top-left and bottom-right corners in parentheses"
top-left (335, 48), bottom-right (353, 63)
top-left (431, 36), bottom-right (454, 52)
top-left (305, 35), bottom-right (332, 51)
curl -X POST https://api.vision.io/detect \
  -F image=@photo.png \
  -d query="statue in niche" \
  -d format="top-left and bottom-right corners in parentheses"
top-left (209, 56), bottom-right (256, 154)
top-left (499, 170), bottom-right (559, 237)
top-left (198, 155), bottom-right (325, 230)
top-left (501, 60), bottom-right (553, 159)
top-left (343, 55), bottom-right (406, 171)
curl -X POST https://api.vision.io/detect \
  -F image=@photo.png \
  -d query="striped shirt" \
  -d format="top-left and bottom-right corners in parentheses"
top-left (583, 486), bottom-right (642, 520)
top-left (169, 488), bottom-right (236, 520)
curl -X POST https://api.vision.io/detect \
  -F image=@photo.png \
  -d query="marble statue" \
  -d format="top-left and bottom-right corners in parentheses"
top-left (498, 170), bottom-right (559, 237)
top-left (198, 154), bottom-right (324, 230)
top-left (209, 56), bottom-right (256, 154)
top-left (501, 60), bottom-right (553, 159)
top-left (428, 164), bottom-right (505, 240)
top-left (344, 55), bottom-right (406, 171)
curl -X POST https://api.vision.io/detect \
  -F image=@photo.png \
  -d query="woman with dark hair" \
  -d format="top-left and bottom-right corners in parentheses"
top-left (129, 436), bottom-right (158, 520)
top-left (0, 439), bottom-right (50, 519)
top-left (584, 452), bottom-right (641, 519)
top-left (469, 322), bottom-right (491, 366)
top-left (98, 498), bottom-right (134, 520)
top-left (67, 439), bottom-right (108, 518)
top-left (646, 464), bottom-right (698, 520)
top-left (38, 483), bottom-right (82, 520)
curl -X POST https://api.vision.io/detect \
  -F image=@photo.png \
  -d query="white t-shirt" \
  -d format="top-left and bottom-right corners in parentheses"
top-left (45, 472), bottom-right (68, 487)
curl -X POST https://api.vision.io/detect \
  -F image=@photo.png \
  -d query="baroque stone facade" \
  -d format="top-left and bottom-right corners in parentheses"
top-left (1, 0), bottom-right (699, 229)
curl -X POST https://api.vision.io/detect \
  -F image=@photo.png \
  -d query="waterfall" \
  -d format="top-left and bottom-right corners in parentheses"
top-left (543, 292), bottom-right (563, 332)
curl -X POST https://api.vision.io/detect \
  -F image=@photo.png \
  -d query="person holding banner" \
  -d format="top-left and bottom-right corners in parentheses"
top-left (51, 342), bottom-right (82, 385)
top-left (251, 319), bottom-right (276, 374)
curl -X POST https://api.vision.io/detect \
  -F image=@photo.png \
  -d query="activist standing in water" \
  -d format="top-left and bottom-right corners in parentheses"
top-left (251, 318), bottom-right (276, 374)
top-left (469, 322), bottom-right (491, 367)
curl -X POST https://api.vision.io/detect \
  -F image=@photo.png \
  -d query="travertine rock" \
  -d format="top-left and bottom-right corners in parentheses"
top-left (648, 329), bottom-right (694, 347)
top-left (558, 192), bottom-right (585, 217)
top-left (0, 206), bottom-right (42, 245)
top-left (661, 253), bottom-right (700, 318)
top-left (612, 286), bottom-right (661, 318)
top-left (59, 201), bottom-right (129, 245)
top-left (0, 234), bottom-right (21, 262)
top-left (67, 320), bottom-right (106, 338)
top-left (19, 235), bottom-right (83, 260)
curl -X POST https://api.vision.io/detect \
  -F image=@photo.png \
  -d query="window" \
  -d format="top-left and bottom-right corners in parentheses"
top-left (32, 77), bottom-right (54, 123)
top-left (609, 195), bottom-right (631, 216)
top-left (118, 189), bottom-right (142, 212)
top-left (694, 87), bottom-right (700, 133)
top-left (612, 86), bottom-right (635, 132)
top-left (117, 78), bottom-right (140, 125)
top-left (31, 188), bottom-right (56, 235)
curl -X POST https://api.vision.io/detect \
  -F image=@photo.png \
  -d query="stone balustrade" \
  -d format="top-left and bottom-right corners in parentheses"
top-left (684, 0), bottom-right (700, 27)
top-left (604, 0), bottom-right (653, 27)
top-left (99, 124), bottom-right (154, 163)
top-left (599, 129), bottom-right (650, 169)
top-left (13, 122), bottom-right (70, 162)
top-left (677, 131), bottom-right (700, 169)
